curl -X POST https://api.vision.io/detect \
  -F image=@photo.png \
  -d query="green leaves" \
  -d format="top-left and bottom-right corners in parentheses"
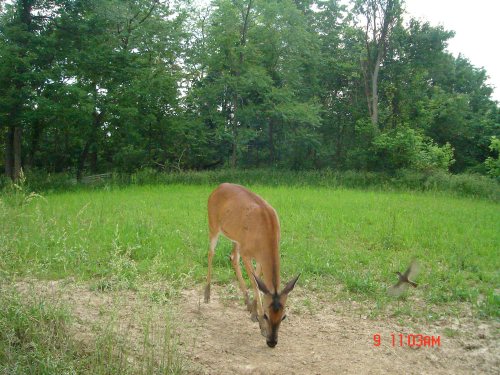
top-left (485, 136), bottom-right (500, 178)
top-left (371, 126), bottom-right (455, 172)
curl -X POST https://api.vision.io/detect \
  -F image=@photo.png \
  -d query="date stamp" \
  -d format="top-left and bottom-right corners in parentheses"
top-left (373, 333), bottom-right (441, 347)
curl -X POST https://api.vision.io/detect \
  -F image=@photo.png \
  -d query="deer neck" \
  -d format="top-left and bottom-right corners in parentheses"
top-left (260, 246), bottom-right (281, 294)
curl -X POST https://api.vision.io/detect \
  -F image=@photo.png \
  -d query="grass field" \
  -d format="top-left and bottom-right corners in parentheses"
top-left (1, 183), bottom-right (498, 320)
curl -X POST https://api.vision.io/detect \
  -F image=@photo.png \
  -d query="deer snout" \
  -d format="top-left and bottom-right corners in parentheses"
top-left (267, 339), bottom-right (277, 348)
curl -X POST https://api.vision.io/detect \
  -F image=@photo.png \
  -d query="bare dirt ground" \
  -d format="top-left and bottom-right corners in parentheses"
top-left (10, 280), bottom-right (500, 374)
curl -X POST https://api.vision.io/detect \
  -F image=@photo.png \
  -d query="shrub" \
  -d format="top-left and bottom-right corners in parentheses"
top-left (485, 136), bottom-right (500, 179)
top-left (372, 127), bottom-right (455, 172)
top-left (2, 168), bottom-right (498, 201)
top-left (416, 141), bottom-right (455, 172)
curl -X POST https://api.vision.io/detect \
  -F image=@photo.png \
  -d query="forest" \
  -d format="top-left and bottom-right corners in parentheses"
top-left (1, 0), bottom-right (499, 181)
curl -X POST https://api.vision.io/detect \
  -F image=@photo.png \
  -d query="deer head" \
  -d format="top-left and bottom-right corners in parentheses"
top-left (254, 274), bottom-right (300, 348)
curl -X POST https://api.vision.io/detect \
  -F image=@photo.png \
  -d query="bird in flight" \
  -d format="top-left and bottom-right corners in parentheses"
top-left (388, 259), bottom-right (420, 297)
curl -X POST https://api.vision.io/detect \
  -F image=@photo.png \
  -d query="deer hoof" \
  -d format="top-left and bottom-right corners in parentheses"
top-left (251, 312), bottom-right (259, 322)
top-left (248, 299), bottom-right (257, 313)
top-left (244, 296), bottom-right (251, 311)
top-left (258, 318), bottom-right (267, 337)
top-left (204, 285), bottom-right (210, 303)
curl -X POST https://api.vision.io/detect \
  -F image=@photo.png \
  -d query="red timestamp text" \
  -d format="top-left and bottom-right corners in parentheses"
top-left (373, 333), bottom-right (441, 347)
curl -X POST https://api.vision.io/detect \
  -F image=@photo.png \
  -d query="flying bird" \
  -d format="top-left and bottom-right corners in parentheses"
top-left (388, 260), bottom-right (420, 297)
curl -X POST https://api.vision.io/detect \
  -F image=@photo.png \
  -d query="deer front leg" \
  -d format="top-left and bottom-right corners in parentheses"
top-left (243, 258), bottom-right (266, 336)
top-left (251, 263), bottom-right (262, 314)
top-left (229, 243), bottom-right (251, 310)
top-left (204, 233), bottom-right (219, 303)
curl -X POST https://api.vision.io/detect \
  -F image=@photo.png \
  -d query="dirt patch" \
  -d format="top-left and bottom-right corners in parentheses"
top-left (180, 285), bottom-right (499, 375)
top-left (8, 280), bottom-right (499, 374)
top-left (10, 279), bottom-right (182, 371)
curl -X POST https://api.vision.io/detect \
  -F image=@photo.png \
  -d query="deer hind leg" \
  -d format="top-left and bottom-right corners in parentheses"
top-left (242, 257), bottom-right (265, 335)
top-left (230, 243), bottom-right (251, 310)
top-left (204, 232), bottom-right (219, 303)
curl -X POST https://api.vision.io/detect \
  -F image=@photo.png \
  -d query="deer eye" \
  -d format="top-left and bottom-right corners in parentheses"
top-left (263, 314), bottom-right (269, 321)
top-left (281, 314), bottom-right (287, 321)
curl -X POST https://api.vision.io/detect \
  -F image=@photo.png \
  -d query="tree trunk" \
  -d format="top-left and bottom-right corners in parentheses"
top-left (335, 122), bottom-right (344, 168)
top-left (4, 126), bottom-right (14, 179)
top-left (26, 120), bottom-right (42, 169)
top-left (239, 0), bottom-right (252, 66)
top-left (13, 127), bottom-right (22, 180)
top-left (268, 119), bottom-right (275, 165)
top-left (77, 139), bottom-right (91, 181)
top-left (229, 0), bottom-right (253, 169)
top-left (3, 1), bottom-right (33, 181)
top-left (362, 60), bottom-right (373, 120)
top-left (231, 141), bottom-right (237, 168)
top-left (371, 59), bottom-right (380, 129)
top-left (3, 126), bottom-right (22, 181)
top-left (360, 0), bottom-right (400, 133)
top-left (89, 151), bottom-right (97, 173)
top-left (147, 120), bottom-right (152, 161)
top-left (77, 108), bottom-right (103, 180)
top-left (231, 107), bottom-right (238, 168)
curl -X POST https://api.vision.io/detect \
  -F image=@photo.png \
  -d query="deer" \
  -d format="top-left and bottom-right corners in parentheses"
top-left (204, 183), bottom-right (300, 348)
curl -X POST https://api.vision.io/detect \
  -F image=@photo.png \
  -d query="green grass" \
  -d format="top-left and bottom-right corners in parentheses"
top-left (1, 183), bottom-right (499, 319)
top-left (7, 167), bottom-right (500, 201)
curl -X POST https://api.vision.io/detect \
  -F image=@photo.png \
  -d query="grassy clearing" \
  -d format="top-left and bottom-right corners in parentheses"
top-left (0, 183), bottom-right (498, 321)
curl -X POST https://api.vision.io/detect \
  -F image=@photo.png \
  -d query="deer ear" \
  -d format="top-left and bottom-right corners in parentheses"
top-left (282, 274), bottom-right (300, 295)
top-left (253, 274), bottom-right (271, 295)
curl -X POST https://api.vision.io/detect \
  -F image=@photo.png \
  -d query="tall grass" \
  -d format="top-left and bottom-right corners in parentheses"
top-left (1, 183), bottom-right (498, 319)
top-left (4, 168), bottom-right (499, 201)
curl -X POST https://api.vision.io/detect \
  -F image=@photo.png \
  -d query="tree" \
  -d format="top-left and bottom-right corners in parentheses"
top-left (354, 0), bottom-right (402, 130)
top-left (313, 0), bottom-right (366, 168)
top-left (189, 0), bottom-right (321, 168)
top-left (0, 0), bottom-right (49, 180)
top-left (0, 0), bottom-right (189, 177)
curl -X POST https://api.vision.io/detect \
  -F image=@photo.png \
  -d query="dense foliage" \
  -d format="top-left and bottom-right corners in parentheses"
top-left (1, 0), bottom-right (499, 180)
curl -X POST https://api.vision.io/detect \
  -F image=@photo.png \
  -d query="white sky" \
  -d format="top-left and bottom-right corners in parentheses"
top-left (404, 0), bottom-right (500, 102)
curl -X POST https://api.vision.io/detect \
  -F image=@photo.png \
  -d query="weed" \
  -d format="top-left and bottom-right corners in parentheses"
top-left (5, 168), bottom-right (500, 201)
top-left (443, 328), bottom-right (459, 338)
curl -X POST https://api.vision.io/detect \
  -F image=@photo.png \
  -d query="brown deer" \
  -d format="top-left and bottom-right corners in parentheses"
top-left (204, 183), bottom-right (299, 348)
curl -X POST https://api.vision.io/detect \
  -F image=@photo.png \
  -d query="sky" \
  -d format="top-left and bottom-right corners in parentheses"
top-left (403, 0), bottom-right (499, 102)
